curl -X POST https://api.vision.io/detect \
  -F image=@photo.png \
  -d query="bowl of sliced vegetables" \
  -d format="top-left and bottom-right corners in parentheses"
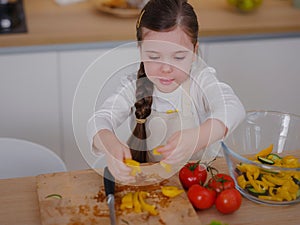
top-left (222, 110), bottom-right (300, 206)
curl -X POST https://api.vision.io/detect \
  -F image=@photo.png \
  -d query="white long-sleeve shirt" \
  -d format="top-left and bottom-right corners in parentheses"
top-left (87, 62), bottom-right (245, 146)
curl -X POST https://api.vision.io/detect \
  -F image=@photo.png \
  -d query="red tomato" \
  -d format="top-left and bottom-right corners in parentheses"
top-left (215, 188), bottom-right (242, 214)
top-left (179, 162), bottom-right (207, 189)
top-left (187, 184), bottom-right (216, 210)
top-left (207, 173), bottom-right (235, 193)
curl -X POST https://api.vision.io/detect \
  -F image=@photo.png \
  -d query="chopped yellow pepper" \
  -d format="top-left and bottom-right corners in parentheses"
top-left (139, 191), bottom-right (158, 216)
top-left (120, 192), bottom-right (133, 210)
top-left (255, 144), bottom-right (273, 158)
top-left (259, 195), bottom-right (283, 201)
top-left (153, 146), bottom-right (163, 155)
top-left (166, 109), bottom-right (179, 114)
top-left (120, 191), bottom-right (158, 216)
top-left (133, 191), bottom-right (142, 213)
top-left (236, 145), bottom-right (300, 202)
top-left (237, 175), bottom-right (248, 189)
top-left (160, 161), bottom-right (172, 173)
top-left (261, 177), bottom-right (275, 187)
top-left (282, 156), bottom-right (299, 168)
top-left (246, 171), bottom-right (263, 193)
top-left (264, 174), bottom-right (286, 186)
top-left (124, 159), bottom-right (141, 176)
top-left (161, 186), bottom-right (184, 198)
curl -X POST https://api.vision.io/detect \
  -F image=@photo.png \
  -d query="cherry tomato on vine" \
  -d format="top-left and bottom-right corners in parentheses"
top-left (215, 188), bottom-right (242, 214)
top-left (207, 173), bottom-right (235, 193)
top-left (187, 184), bottom-right (216, 210)
top-left (179, 162), bottom-right (207, 189)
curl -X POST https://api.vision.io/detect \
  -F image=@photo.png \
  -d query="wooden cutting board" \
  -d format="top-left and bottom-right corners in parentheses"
top-left (36, 169), bottom-right (201, 225)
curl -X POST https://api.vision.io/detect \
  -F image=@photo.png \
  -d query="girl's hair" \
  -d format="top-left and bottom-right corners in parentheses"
top-left (127, 0), bottom-right (199, 162)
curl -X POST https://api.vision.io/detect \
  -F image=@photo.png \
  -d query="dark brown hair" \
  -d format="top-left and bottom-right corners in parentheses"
top-left (127, 0), bottom-right (199, 162)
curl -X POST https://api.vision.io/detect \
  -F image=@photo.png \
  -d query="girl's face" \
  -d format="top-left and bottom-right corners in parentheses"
top-left (140, 27), bottom-right (197, 93)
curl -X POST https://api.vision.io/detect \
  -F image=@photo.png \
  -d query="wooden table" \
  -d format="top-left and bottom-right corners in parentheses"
top-left (0, 158), bottom-right (299, 225)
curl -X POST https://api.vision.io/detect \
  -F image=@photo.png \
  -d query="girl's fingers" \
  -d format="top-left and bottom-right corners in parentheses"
top-left (162, 145), bottom-right (190, 164)
top-left (109, 165), bottom-right (135, 183)
top-left (159, 142), bottom-right (176, 153)
top-left (123, 148), bottom-right (132, 160)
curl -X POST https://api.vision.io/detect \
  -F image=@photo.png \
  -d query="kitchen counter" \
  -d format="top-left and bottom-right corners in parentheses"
top-left (0, 157), bottom-right (299, 225)
top-left (0, 0), bottom-right (300, 49)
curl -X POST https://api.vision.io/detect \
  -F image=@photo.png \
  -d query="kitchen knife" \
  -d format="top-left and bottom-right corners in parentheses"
top-left (104, 167), bottom-right (117, 225)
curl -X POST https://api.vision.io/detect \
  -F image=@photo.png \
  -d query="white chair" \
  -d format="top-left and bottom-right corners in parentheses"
top-left (0, 137), bottom-right (67, 179)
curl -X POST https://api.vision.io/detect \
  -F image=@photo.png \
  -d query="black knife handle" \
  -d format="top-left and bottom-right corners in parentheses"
top-left (104, 167), bottom-right (115, 196)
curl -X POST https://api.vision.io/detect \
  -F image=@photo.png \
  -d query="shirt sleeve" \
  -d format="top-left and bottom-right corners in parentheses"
top-left (191, 66), bottom-right (246, 135)
top-left (86, 75), bottom-right (136, 146)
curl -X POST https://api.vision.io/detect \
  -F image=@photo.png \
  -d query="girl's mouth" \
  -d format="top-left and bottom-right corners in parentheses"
top-left (159, 78), bottom-right (175, 85)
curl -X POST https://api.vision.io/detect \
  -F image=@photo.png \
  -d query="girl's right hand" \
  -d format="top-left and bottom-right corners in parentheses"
top-left (93, 129), bottom-right (135, 183)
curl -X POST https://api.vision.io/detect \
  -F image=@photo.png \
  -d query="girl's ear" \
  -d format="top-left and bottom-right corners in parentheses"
top-left (139, 45), bottom-right (144, 63)
top-left (193, 42), bottom-right (199, 61)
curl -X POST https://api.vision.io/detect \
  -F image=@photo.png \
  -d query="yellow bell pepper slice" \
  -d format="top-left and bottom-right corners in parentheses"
top-left (237, 175), bottom-right (248, 189)
top-left (166, 109), bottom-right (179, 114)
top-left (133, 191), bottom-right (142, 213)
top-left (120, 192), bottom-right (133, 210)
top-left (264, 174), bottom-right (286, 186)
top-left (139, 191), bottom-right (158, 216)
top-left (153, 146), bottom-right (164, 155)
top-left (246, 171), bottom-right (263, 193)
top-left (282, 155), bottom-right (299, 168)
top-left (255, 144), bottom-right (273, 158)
top-left (261, 177), bottom-right (276, 187)
top-left (160, 161), bottom-right (171, 173)
top-left (124, 159), bottom-right (141, 176)
top-left (161, 186), bottom-right (184, 198)
top-left (258, 195), bottom-right (283, 201)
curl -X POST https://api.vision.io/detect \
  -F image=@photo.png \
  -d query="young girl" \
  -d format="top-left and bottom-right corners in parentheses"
top-left (87, 0), bottom-right (245, 182)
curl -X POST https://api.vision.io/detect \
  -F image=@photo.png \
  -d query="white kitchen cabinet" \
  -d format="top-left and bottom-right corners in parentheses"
top-left (0, 52), bottom-right (62, 157)
top-left (59, 49), bottom-right (108, 170)
top-left (205, 38), bottom-right (300, 116)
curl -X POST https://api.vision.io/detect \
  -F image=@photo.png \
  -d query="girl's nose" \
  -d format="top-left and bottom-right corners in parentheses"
top-left (160, 62), bottom-right (173, 73)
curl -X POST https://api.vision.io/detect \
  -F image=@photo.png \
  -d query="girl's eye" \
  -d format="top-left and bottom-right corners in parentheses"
top-left (174, 56), bottom-right (185, 60)
top-left (174, 53), bottom-right (187, 60)
top-left (148, 55), bottom-right (160, 60)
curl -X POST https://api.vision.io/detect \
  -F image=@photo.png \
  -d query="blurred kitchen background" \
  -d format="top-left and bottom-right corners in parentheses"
top-left (0, 0), bottom-right (300, 171)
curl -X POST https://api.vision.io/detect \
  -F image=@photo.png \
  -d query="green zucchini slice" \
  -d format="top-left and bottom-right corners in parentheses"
top-left (45, 193), bottom-right (62, 199)
top-left (267, 153), bottom-right (282, 161)
top-left (247, 187), bottom-right (267, 196)
top-left (257, 156), bottom-right (275, 165)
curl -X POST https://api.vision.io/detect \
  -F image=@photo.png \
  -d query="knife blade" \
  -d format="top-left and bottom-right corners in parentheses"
top-left (104, 167), bottom-right (116, 225)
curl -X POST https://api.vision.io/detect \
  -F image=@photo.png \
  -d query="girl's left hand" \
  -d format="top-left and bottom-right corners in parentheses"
top-left (157, 119), bottom-right (227, 165)
top-left (157, 127), bottom-right (201, 165)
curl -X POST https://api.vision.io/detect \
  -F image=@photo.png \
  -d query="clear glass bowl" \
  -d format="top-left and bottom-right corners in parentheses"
top-left (222, 110), bottom-right (300, 206)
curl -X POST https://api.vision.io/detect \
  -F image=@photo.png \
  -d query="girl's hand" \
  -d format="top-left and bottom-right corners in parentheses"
top-left (93, 130), bottom-right (135, 183)
top-left (158, 119), bottom-right (227, 165)
top-left (158, 127), bottom-right (201, 165)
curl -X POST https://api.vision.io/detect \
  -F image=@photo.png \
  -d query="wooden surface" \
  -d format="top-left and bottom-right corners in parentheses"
top-left (1, 157), bottom-right (300, 225)
top-left (0, 0), bottom-right (300, 48)
top-left (36, 170), bottom-right (200, 225)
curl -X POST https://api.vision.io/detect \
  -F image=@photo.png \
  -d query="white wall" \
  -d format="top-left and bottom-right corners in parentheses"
top-left (205, 38), bottom-right (300, 115)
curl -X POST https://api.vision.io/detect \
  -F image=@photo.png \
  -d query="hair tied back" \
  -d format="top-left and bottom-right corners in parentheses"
top-left (136, 118), bottom-right (147, 124)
